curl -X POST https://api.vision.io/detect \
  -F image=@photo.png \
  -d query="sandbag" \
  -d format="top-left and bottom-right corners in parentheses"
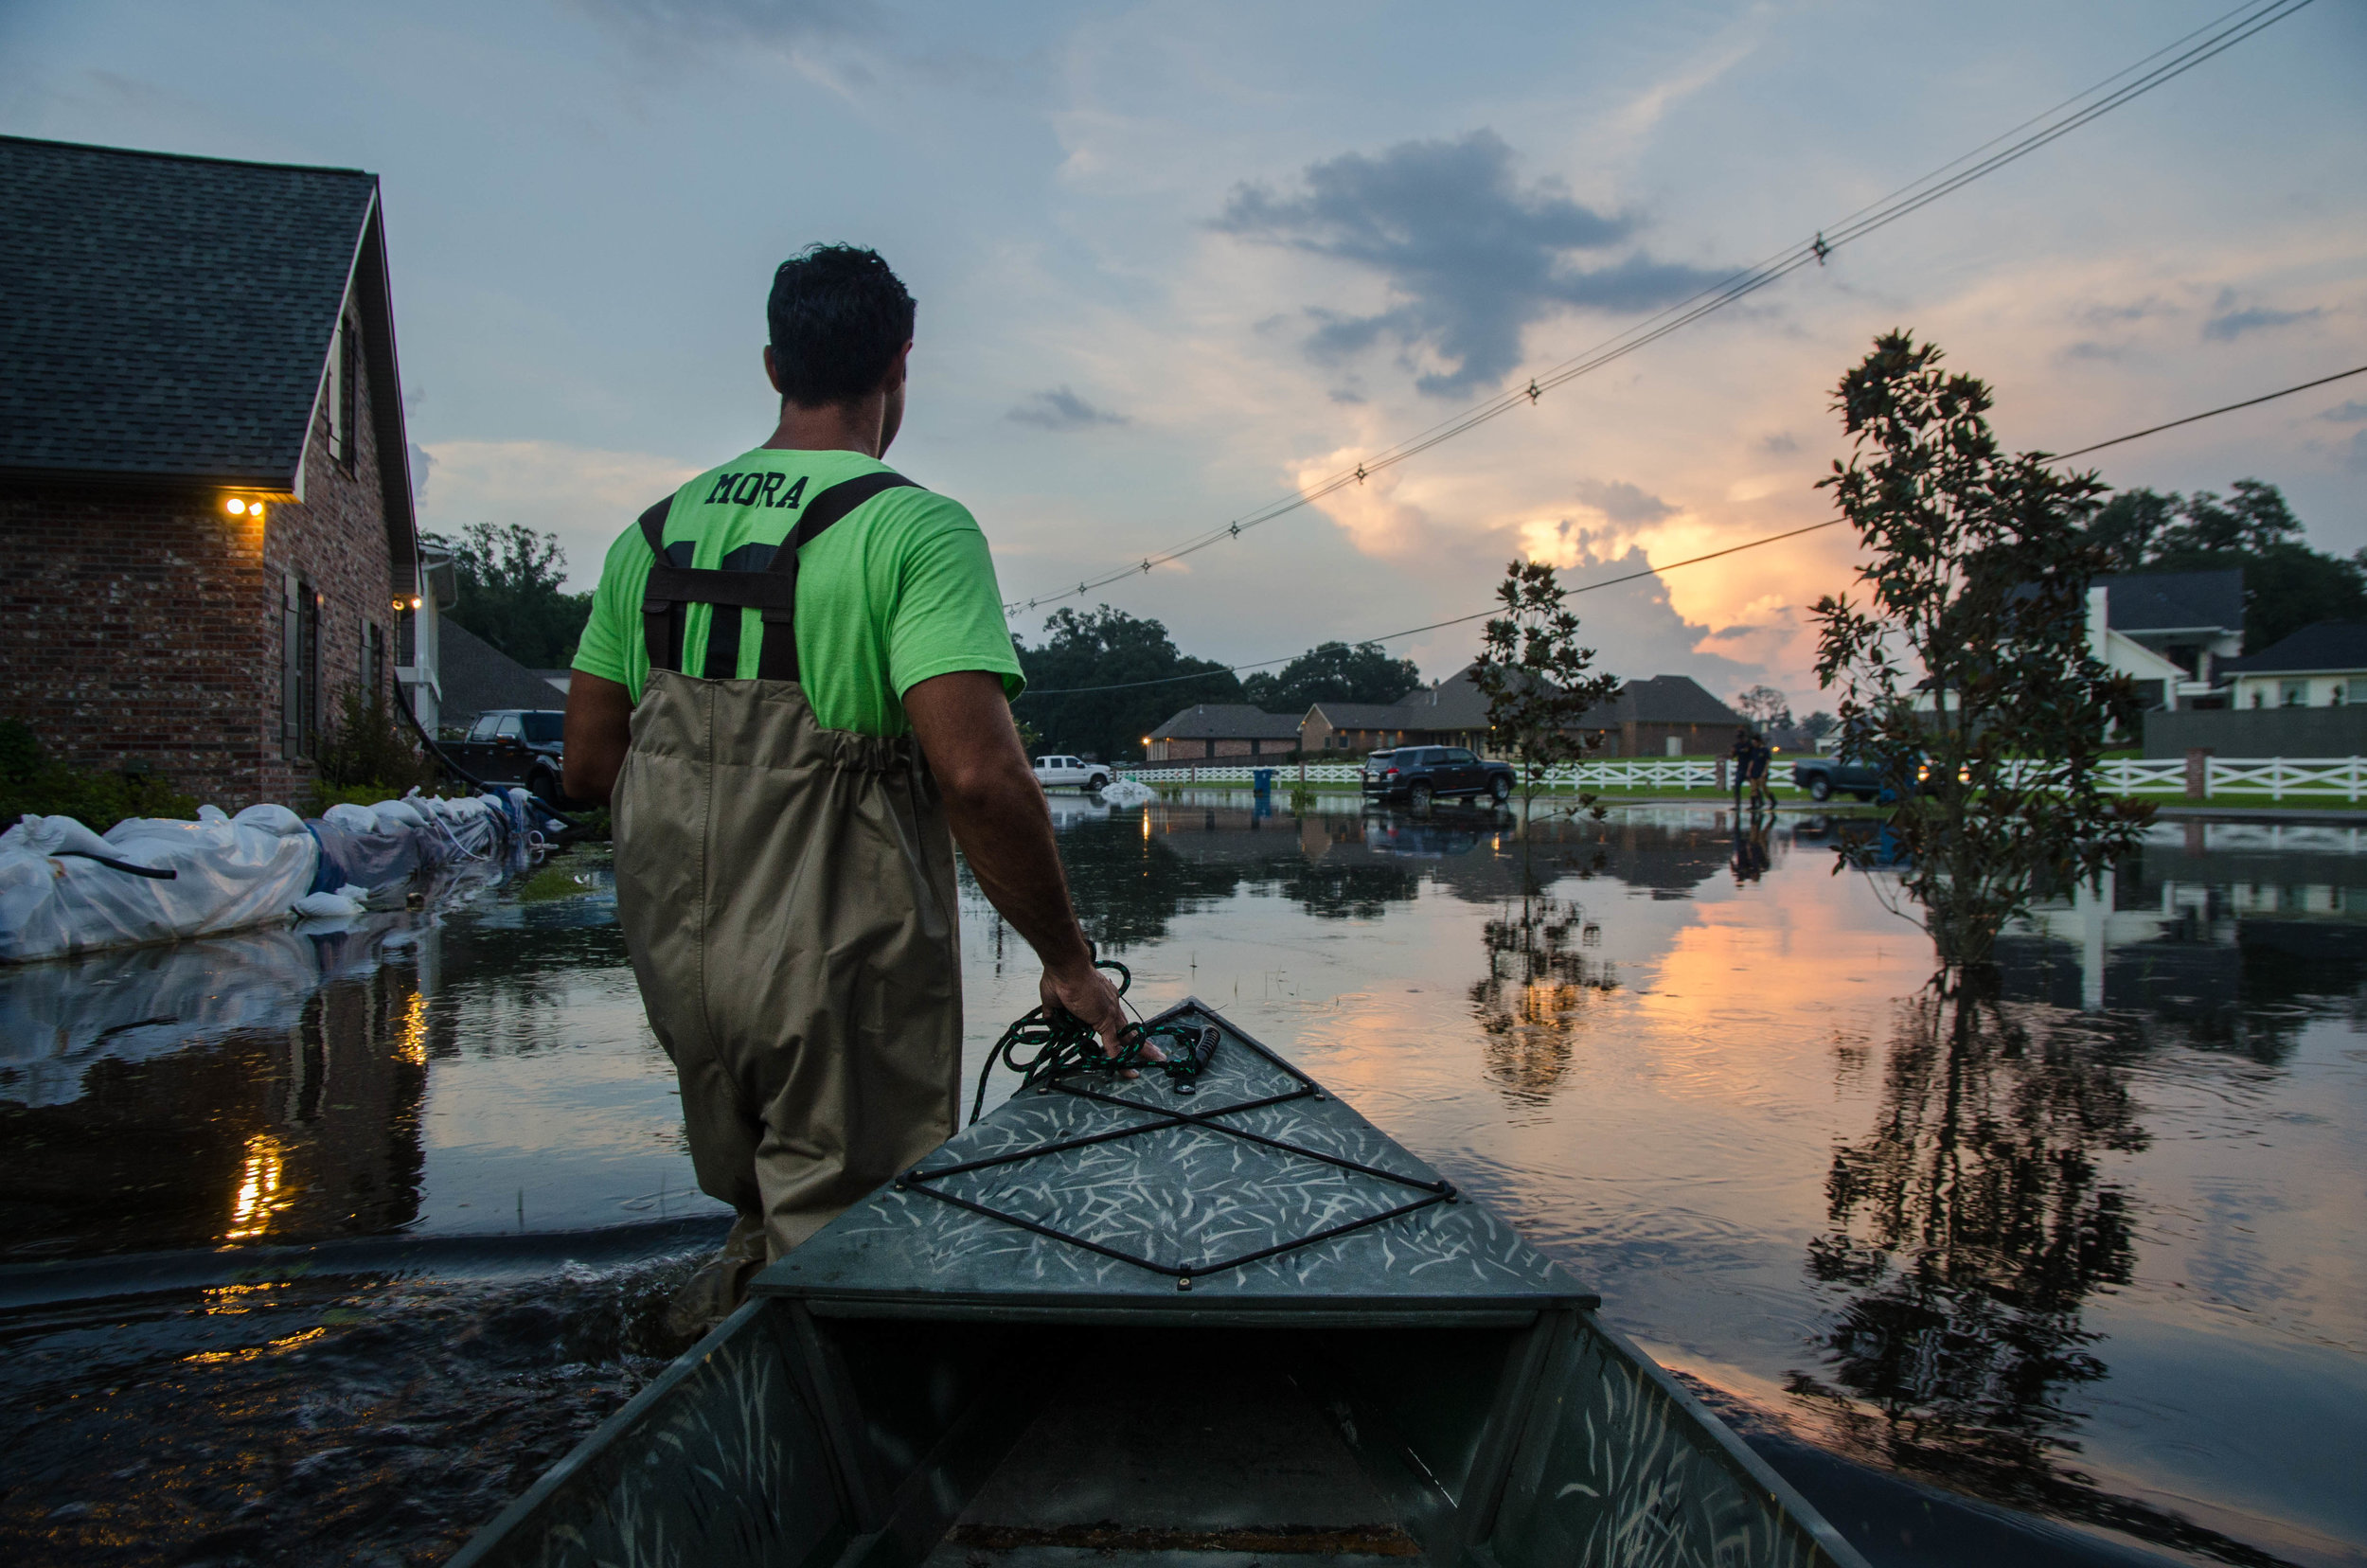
top-left (0, 809), bottom-right (320, 963)
top-left (1098, 777), bottom-right (1157, 806)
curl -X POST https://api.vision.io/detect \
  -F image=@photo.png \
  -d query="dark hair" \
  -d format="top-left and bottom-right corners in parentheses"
top-left (766, 244), bottom-right (917, 407)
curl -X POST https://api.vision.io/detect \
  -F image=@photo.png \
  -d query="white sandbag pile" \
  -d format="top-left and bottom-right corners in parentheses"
top-left (1097, 776), bottom-right (1157, 806)
top-left (0, 805), bottom-right (318, 963)
top-left (0, 788), bottom-right (543, 964)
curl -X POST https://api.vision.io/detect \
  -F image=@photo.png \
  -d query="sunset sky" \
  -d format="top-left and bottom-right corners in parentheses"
top-left (6, 0), bottom-right (2362, 713)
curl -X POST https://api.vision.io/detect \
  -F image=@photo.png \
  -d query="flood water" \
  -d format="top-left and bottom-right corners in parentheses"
top-left (2, 800), bottom-right (2362, 1566)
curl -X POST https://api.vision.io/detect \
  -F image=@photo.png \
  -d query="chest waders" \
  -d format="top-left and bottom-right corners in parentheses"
top-left (610, 470), bottom-right (963, 1321)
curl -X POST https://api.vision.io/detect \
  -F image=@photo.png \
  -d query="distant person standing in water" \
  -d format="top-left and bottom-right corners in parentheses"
top-left (561, 245), bottom-right (1126, 1329)
top-left (1744, 729), bottom-right (1774, 812)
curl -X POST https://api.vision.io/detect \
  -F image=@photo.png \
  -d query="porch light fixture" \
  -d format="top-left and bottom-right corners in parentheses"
top-left (222, 496), bottom-right (263, 520)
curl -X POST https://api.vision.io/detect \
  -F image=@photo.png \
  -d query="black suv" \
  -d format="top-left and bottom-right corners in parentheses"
top-left (1361, 745), bottom-right (1515, 808)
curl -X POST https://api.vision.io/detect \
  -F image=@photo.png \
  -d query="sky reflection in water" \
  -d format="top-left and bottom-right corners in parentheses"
top-left (1, 800), bottom-right (2362, 1566)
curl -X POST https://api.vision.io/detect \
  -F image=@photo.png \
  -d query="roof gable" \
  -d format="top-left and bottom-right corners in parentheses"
top-left (0, 135), bottom-right (380, 490)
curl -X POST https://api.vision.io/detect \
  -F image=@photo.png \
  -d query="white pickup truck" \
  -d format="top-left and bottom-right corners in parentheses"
top-left (1031, 755), bottom-right (1112, 792)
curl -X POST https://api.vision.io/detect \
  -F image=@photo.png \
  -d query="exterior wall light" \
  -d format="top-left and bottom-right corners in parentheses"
top-left (411, 596), bottom-right (423, 609)
top-left (222, 496), bottom-right (265, 521)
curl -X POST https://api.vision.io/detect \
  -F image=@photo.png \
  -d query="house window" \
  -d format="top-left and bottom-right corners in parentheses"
top-left (366, 621), bottom-right (386, 698)
top-left (281, 575), bottom-right (321, 759)
top-left (2281, 679), bottom-right (2308, 708)
top-left (329, 312), bottom-right (358, 470)
top-left (1203, 739), bottom-right (1216, 759)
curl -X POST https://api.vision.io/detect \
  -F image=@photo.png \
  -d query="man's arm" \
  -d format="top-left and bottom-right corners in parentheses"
top-left (901, 670), bottom-right (1127, 1057)
top-left (562, 671), bottom-right (633, 806)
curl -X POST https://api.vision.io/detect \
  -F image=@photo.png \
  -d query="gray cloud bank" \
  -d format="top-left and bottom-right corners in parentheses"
top-left (1215, 130), bottom-right (1726, 397)
top-left (1007, 386), bottom-right (1129, 431)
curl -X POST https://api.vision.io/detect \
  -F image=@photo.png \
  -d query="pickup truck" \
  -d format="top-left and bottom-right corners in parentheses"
top-left (445, 709), bottom-right (568, 801)
top-left (1789, 750), bottom-right (1938, 803)
top-left (1032, 755), bottom-right (1112, 792)
top-left (1361, 745), bottom-right (1514, 808)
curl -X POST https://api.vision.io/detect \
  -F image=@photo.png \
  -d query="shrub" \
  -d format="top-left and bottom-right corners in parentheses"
top-left (0, 720), bottom-right (200, 833)
top-left (311, 686), bottom-right (436, 814)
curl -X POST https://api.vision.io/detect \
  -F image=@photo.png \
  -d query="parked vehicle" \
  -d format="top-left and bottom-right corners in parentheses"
top-left (1362, 745), bottom-right (1514, 808)
top-left (1789, 749), bottom-right (1946, 804)
top-left (445, 709), bottom-right (566, 800)
top-left (451, 1001), bottom-right (1865, 1568)
top-left (1789, 750), bottom-right (1884, 803)
top-left (1032, 754), bottom-right (1111, 792)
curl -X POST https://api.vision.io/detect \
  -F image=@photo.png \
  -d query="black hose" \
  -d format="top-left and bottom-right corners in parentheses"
top-left (53, 849), bottom-right (176, 880)
top-left (390, 684), bottom-right (588, 828)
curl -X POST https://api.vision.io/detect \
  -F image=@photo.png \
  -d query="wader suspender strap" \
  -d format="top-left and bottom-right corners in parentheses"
top-left (637, 471), bottom-right (921, 682)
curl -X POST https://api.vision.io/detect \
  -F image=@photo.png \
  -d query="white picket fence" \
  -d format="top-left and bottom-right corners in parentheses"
top-left (1118, 756), bottom-right (2367, 801)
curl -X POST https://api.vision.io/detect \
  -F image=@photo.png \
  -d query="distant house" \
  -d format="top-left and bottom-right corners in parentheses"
top-left (1145, 704), bottom-right (1302, 761)
top-left (436, 622), bottom-right (573, 735)
top-left (1297, 666), bottom-right (1741, 758)
top-left (2094, 570), bottom-right (2243, 708)
top-left (0, 135), bottom-right (427, 808)
top-left (1574, 675), bottom-right (1744, 757)
top-left (2218, 623), bottom-right (2367, 710)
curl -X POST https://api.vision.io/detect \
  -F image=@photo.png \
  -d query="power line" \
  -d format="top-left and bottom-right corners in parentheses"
top-left (1005, 0), bottom-right (2317, 618)
top-left (2048, 362), bottom-right (2367, 459)
top-left (1023, 359), bottom-right (2359, 696)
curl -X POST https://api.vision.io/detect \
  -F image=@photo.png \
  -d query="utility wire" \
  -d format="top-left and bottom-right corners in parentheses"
top-left (1023, 358), bottom-right (2366, 696)
top-left (2046, 362), bottom-right (2367, 459)
top-left (1005, 0), bottom-right (2318, 618)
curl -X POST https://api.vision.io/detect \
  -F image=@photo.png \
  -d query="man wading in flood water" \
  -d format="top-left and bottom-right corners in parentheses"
top-left (563, 245), bottom-right (1126, 1328)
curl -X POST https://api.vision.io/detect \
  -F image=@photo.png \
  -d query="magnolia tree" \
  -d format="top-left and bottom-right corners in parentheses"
top-left (1810, 331), bottom-right (2151, 972)
top-left (1471, 560), bottom-right (1620, 832)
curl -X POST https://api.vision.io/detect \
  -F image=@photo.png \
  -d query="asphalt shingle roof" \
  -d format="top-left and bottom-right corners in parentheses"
top-left (0, 134), bottom-right (378, 484)
top-left (1148, 703), bottom-right (1303, 740)
top-left (2217, 621), bottom-right (2367, 676)
top-left (2099, 570), bottom-right (2244, 633)
top-left (1580, 674), bottom-right (1742, 728)
top-left (436, 621), bottom-right (572, 728)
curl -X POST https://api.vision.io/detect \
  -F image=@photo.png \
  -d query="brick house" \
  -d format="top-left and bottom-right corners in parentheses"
top-left (1298, 666), bottom-right (1742, 757)
top-left (1144, 704), bottom-right (1303, 761)
top-left (0, 135), bottom-right (421, 810)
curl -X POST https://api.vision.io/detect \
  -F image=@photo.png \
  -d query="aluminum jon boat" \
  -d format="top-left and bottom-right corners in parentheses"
top-left (451, 1000), bottom-right (1868, 1568)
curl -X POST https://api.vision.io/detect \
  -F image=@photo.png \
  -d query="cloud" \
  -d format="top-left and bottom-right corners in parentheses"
top-left (2201, 290), bottom-right (2324, 341)
top-left (419, 440), bottom-right (703, 591)
top-left (408, 441), bottom-right (435, 503)
top-left (1756, 432), bottom-right (1799, 454)
top-left (1504, 521), bottom-right (1765, 692)
top-left (1573, 478), bottom-right (1675, 525)
top-left (570, 0), bottom-right (873, 47)
top-left (2321, 400), bottom-right (2367, 423)
top-left (1006, 386), bottom-right (1130, 431)
top-left (2349, 430), bottom-right (2367, 477)
top-left (1213, 131), bottom-right (1725, 397)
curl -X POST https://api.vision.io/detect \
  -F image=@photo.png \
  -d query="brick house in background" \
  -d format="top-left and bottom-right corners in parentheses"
top-left (1144, 704), bottom-right (1303, 761)
top-left (0, 134), bottom-right (422, 809)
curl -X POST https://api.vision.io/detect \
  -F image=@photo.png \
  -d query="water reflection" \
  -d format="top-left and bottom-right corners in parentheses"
top-left (1788, 989), bottom-right (2147, 1514)
top-left (1470, 895), bottom-right (1614, 1105)
top-left (0, 919), bottom-right (434, 1258)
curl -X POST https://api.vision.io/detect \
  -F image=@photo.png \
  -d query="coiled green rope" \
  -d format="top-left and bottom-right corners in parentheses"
top-left (968, 957), bottom-right (1211, 1125)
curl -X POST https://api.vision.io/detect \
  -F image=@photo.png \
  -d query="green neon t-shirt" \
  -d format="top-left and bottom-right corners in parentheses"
top-left (572, 448), bottom-right (1023, 736)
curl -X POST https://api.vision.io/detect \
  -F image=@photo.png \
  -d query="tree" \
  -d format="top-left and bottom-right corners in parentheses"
top-left (1797, 710), bottom-right (1839, 745)
top-left (1809, 331), bottom-right (2151, 973)
top-left (1242, 641), bottom-right (1421, 714)
top-left (1470, 560), bottom-right (1620, 832)
top-left (1011, 606), bottom-right (1241, 762)
top-left (438, 524), bottom-right (596, 668)
top-left (1734, 685), bottom-right (1792, 730)
top-left (2082, 479), bottom-right (2366, 652)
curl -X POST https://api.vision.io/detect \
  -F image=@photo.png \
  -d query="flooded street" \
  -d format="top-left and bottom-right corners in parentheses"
top-left (3, 800), bottom-right (2363, 1566)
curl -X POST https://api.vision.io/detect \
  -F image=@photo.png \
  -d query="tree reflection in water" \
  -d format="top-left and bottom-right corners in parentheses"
top-left (1788, 984), bottom-right (2185, 1540)
top-left (1468, 895), bottom-right (1611, 1105)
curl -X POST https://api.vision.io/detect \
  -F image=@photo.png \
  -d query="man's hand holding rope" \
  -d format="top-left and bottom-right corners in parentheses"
top-left (1041, 959), bottom-right (1129, 1060)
